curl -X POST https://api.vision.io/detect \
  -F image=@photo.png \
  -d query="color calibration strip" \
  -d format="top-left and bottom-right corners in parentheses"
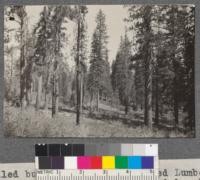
top-left (36, 155), bottom-right (155, 170)
top-left (35, 144), bottom-right (158, 170)
top-left (35, 144), bottom-right (158, 156)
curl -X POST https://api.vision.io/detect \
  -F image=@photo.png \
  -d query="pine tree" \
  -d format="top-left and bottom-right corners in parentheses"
top-left (50, 6), bottom-right (66, 117)
top-left (163, 5), bottom-right (192, 129)
top-left (131, 53), bottom-right (145, 111)
top-left (127, 5), bottom-right (154, 128)
top-left (87, 9), bottom-right (112, 111)
top-left (151, 5), bottom-right (172, 125)
top-left (176, 5), bottom-right (195, 131)
top-left (111, 34), bottom-right (134, 114)
top-left (167, 6), bottom-right (180, 128)
top-left (33, 6), bottom-right (52, 111)
top-left (33, 5), bottom-right (75, 116)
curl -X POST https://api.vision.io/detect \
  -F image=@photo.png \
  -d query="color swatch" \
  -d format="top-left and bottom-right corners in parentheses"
top-left (102, 156), bottom-right (115, 169)
top-left (35, 144), bottom-right (158, 170)
top-left (35, 144), bottom-right (158, 156)
top-left (36, 155), bottom-right (155, 170)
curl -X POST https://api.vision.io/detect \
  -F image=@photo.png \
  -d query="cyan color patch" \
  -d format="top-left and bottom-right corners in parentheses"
top-left (128, 156), bottom-right (142, 169)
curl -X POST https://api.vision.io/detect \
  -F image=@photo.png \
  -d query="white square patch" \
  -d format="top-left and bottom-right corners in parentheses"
top-left (64, 157), bottom-right (77, 169)
top-left (145, 144), bottom-right (158, 156)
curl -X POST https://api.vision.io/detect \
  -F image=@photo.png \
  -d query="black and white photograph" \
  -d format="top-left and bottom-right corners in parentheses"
top-left (4, 5), bottom-right (195, 137)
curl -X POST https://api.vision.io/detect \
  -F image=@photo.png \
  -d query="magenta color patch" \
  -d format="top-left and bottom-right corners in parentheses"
top-left (77, 156), bottom-right (91, 169)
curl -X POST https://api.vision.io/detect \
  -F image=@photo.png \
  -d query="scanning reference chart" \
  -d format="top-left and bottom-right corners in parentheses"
top-left (35, 144), bottom-right (159, 180)
top-left (1, 159), bottom-right (200, 180)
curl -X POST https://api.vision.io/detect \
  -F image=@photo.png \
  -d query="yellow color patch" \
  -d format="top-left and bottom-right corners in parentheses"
top-left (102, 156), bottom-right (115, 169)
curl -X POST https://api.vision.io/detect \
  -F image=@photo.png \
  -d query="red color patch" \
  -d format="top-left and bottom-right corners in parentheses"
top-left (91, 156), bottom-right (102, 169)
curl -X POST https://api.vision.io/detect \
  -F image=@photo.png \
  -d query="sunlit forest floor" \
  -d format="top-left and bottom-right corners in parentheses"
top-left (4, 104), bottom-right (194, 138)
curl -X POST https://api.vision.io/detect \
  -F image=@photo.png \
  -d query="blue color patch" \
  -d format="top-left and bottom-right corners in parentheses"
top-left (128, 156), bottom-right (142, 169)
top-left (142, 156), bottom-right (154, 169)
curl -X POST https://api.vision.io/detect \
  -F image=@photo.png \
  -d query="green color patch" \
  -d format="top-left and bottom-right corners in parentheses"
top-left (115, 156), bottom-right (128, 169)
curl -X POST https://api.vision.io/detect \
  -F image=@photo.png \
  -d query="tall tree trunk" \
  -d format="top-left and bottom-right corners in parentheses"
top-left (96, 90), bottom-right (99, 112)
top-left (44, 91), bottom-right (48, 110)
top-left (76, 76), bottom-right (80, 123)
top-left (80, 75), bottom-right (83, 113)
top-left (52, 74), bottom-right (56, 117)
top-left (172, 6), bottom-right (179, 129)
top-left (55, 80), bottom-right (59, 113)
top-left (20, 17), bottom-right (24, 107)
top-left (52, 95), bottom-right (56, 117)
top-left (143, 6), bottom-right (153, 129)
top-left (44, 72), bottom-right (50, 110)
top-left (51, 7), bottom-right (60, 118)
top-left (144, 63), bottom-right (153, 129)
top-left (9, 51), bottom-right (14, 105)
top-left (76, 17), bottom-right (81, 125)
top-left (144, 76), bottom-right (148, 125)
top-left (36, 74), bottom-right (42, 111)
top-left (148, 54), bottom-right (153, 129)
top-left (44, 6), bottom-right (49, 111)
top-left (125, 104), bottom-right (129, 115)
top-left (90, 92), bottom-right (93, 113)
top-left (173, 79), bottom-right (179, 128)
top-left (21, 14), bottom-right (28, 108)
top-left (52, 73), bottom-right (59, 117)
top-left (25, 86), bottom-right (30, 106)
top-left (155, 66), bottom-right (159, 125)
top-left (29, 81), bottom-right (33, 104)
top-left (82, 80), bottom-right (85, 111)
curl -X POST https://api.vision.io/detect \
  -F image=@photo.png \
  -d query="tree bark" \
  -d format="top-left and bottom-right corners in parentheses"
top-left (55, 80), bottom-right (59, 113)
top-left (90, 92), bottom-right (93, 113)
top-left (44, 72), bottom-right (50, 110)
top-left (44, 91), bottom-right (48, 110)
top-left (52, 73), bottom-right (59, 117)
top-left (143, 6), bottom-right (153, 129)
top-left (155, 66), bottom-right (159, 125)
top-left (80, 75), bottom-right (83, 113)
top-left (96, 90), bottom-right (99, 112)
top-left (52, 7), bottom-right (60, 118)
top-left (36, 74), bottom-right (42, 111)
top-left (172, 6), bottom-right (179, 129)
top-left (25, 86), bottom-right (30, 106)
top-left (20, 18), bottom-right (26, 108)
top-left (52, 74), bottom-right (56, 117)
top-left (173, 80), bottom-right (179, 128)
top-left (125, 104), bottom-right (129, 115)
top-left (76, 16), bottom-right (81, 125)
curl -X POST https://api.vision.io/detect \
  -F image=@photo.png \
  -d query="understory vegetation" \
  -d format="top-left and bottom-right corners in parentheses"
top-left (4, 105), bottom-right (193, 137)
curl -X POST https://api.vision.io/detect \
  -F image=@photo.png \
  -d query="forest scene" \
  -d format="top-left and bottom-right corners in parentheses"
top-left (4, 5), bottom-right (195, 137)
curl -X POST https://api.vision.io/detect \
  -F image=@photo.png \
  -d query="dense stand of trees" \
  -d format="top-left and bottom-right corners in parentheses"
top-left (4, 5), bottom-right (195, 133)
top-left (126, 5), bottom-right (195, 130)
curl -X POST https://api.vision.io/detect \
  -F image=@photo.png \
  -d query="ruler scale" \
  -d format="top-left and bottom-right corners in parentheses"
top-left (37, 170), bottom-right (158, 180)
top-left (35, 144), bottom-right (158, 180)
